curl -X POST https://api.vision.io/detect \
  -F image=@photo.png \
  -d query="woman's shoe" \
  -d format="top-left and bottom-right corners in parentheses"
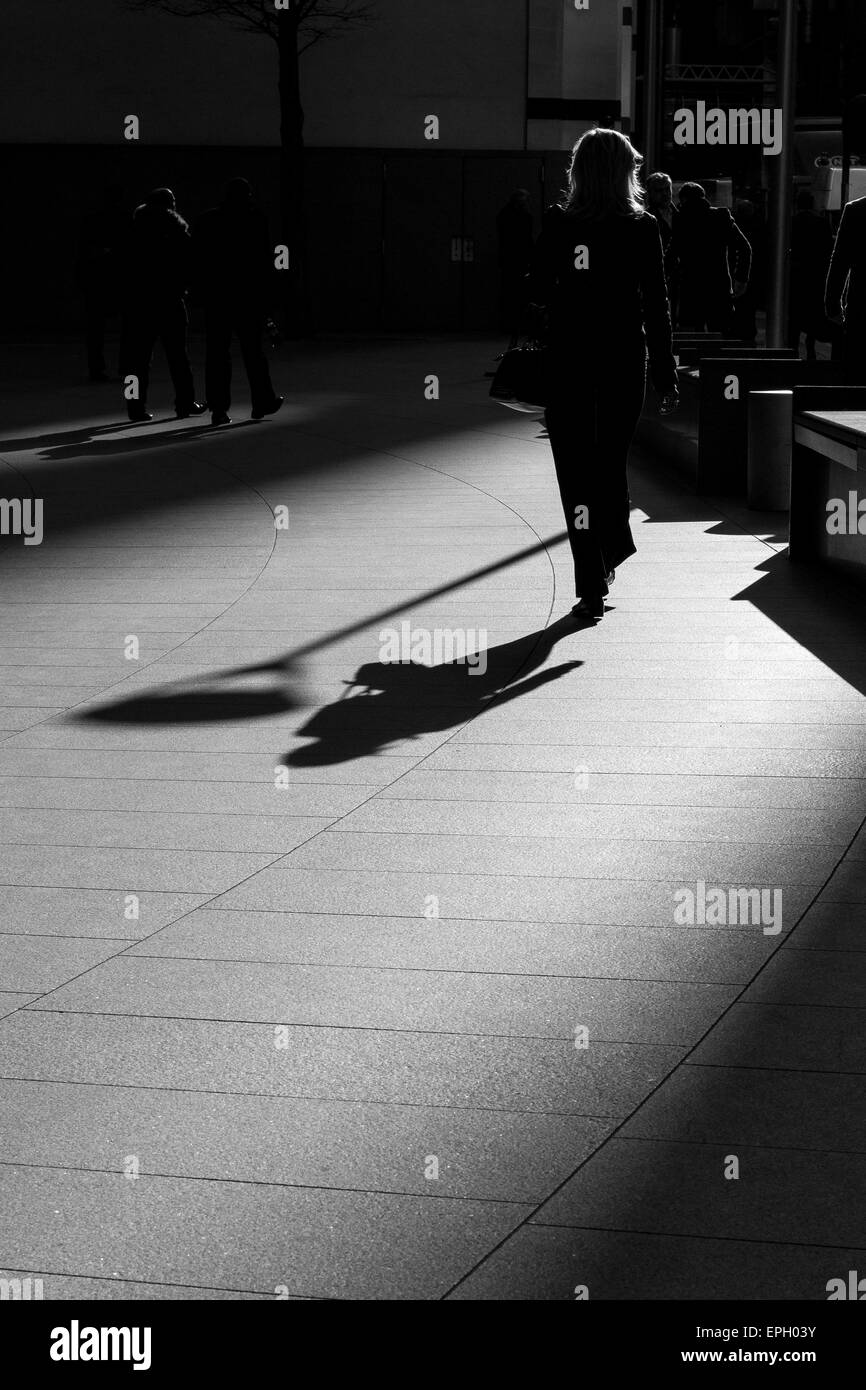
top-left (572, 595), bottom-right (606, 622)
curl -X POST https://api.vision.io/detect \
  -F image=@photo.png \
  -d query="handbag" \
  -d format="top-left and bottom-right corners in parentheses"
top-left (489, 339), bottom-right (552, 413)
top-left (489, 303), bottom-right (552, 413)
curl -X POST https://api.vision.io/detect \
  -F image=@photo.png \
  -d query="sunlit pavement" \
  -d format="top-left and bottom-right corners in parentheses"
top-left (0, 336), bottom-right (864, 1299)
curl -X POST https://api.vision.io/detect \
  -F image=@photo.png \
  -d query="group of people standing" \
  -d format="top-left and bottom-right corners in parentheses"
top-left (75, 178), bottom-right (283, 426)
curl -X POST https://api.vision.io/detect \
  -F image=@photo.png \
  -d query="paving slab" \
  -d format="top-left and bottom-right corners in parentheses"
top-left (446, 1226), bottom-right (865, 1300)
top-left (214, 866), bottom-right (817, 927)
top-left (688, 1001), bottom-right (866, 1073)
top-left (824, 860), bottom-right (866, 902)
top-left (0, 1078), bottom-right (612, 1204)
top-left (29, 957), bottom-right (738, 1043)
top-left (0, 776), bottom-right (378, 817)
top-left (0, 1165), bottom-right (527, 1300)
top-left (746, 948), bottom-right (866, 1009)
top-left (534, 1136), bottom-right (866, 1247)
top-left (0, 1269), bottom-right (283, 1299)
top-left (132, 907), bottom-right (774, 983)
top-left (783, 900), bottom-right (866, 951)
top-left (0, 993), bottom-right (37, 1020)
top-left (283, 829), bottom-right (835, 883)
top-left (0, 845), bottom-right (279, 893)
top-left (0, 1011), bottom-right (681, 1116)
top-left (336, 797), bottom-right (857, 844)
top-left (0, 888), bottom-right (206, 939)
top-left (0, 936), bottom-right (128, 993)
top-left (620, 1066), bottom-right (866, 1152)
top-left (376, 769), bottom-right (866, 812)
top-left (0, 749), bottom-right (416, 785)
top-left (0, 808), bottom-right (331, 854)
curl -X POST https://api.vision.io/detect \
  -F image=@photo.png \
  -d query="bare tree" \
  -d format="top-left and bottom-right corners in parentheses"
top-left (125, 0), bottom-right (377, 331)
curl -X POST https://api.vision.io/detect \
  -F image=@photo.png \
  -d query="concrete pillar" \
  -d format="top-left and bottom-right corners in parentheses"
top-left (748, 390), bottom-right (793, 510)
top-left (766, 0), bottom-right (797, 349)
top-left (642, 0), bottom-right (661, 171)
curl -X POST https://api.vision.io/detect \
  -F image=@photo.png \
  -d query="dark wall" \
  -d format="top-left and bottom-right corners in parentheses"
top-left (0, 0), bottom-right (527, 150)
top-left (7, 145), bottom-right (572, 335)
top-left (9, 144), bottom-right (283, 333)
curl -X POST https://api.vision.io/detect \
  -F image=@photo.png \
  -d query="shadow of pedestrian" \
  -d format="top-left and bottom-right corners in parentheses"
top-left (39, 421), bottom-right (255, 460)
top-left (0, 420), bottom-right (256, 461)
top-left (0, 421), bottom-right (149, 455)
top-left (285, 616), bottom-right (586, 765)
top-left (74, 616), bottom-right (588, 760)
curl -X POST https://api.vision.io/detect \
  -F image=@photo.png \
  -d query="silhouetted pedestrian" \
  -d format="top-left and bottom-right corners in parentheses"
top-left (824, 193), bottom-right (866, 368)
top-left (673, 182), bottom-right (751, 333)
top-left (75, 185), bottom-right (128, 382)
top-left (497, 189), bottom-right (534, 348)
top-left (119, 188), bottom-right (204, 422)
top-left (192, 178), bottom-right (282, 426)
top-left (645, 171), bottom-right (679, 321)
top-left (528, 128), bottom-right (678, 622)
top-left (730, 197), bottom-right (765, 345)
top-left (789, 191), bottom-right (834, 358)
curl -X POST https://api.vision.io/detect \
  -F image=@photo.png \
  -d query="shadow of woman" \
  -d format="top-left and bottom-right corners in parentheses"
top-left (74, 615), bottom-right (588, 754)
top-left (285, 615), bottom-right (587, 766)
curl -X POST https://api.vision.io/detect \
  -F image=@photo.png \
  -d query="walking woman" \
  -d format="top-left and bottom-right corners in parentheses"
top-left (528, 128), bottom-right (678, 620)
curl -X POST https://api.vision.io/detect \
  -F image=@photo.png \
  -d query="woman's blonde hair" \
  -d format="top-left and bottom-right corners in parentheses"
top-left (562, 127), bottom-right (646, 219)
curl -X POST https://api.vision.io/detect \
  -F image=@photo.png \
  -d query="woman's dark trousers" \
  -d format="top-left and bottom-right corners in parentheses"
top-left (545, 360), bottom-right (646, 600)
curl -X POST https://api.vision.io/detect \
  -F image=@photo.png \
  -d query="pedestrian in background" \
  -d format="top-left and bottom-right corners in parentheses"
top-left (192, 178), bottom-right (283, 426)
top-left (824, 192), bottom-right (866, 367)
top-left (119, 187), bottom-right (204, 422)
top-left (645, 171), bottom-right (679, 322)
top-left (673, 181), bottom-right (751, 334)
top-left (730, 197), bottom-right (765, 344)
top-left (788, 191), bottom-right (834, 358)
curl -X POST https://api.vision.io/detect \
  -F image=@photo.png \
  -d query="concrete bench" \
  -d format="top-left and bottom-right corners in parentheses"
top-left (673, 334), bottom-right (743, 366)
top-left (789, 408), bottom-right (866, 583)
top-left (699, 358), bottom-right (864, 495)
top-left (747, 385), bottom-right (866, 511)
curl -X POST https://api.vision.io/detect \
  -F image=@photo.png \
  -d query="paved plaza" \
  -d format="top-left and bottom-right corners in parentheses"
top-left (0, 337), bottom-right (864, 1299)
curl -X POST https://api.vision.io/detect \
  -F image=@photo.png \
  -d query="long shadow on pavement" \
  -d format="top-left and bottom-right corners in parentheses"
top-left (75, 616), bottom-right (587, 763)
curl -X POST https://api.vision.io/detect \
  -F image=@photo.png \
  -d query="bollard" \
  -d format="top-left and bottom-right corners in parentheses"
top-left (747, 390), bottom-right (793, 510)
top-left (698, 356), bottom-right (795, 494)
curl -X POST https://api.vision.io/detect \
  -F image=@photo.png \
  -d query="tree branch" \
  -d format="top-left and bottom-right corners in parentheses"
top-left (125, 0), bottom-right (276, 39)
top-left (125, 0), bottom-right (377, 46)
